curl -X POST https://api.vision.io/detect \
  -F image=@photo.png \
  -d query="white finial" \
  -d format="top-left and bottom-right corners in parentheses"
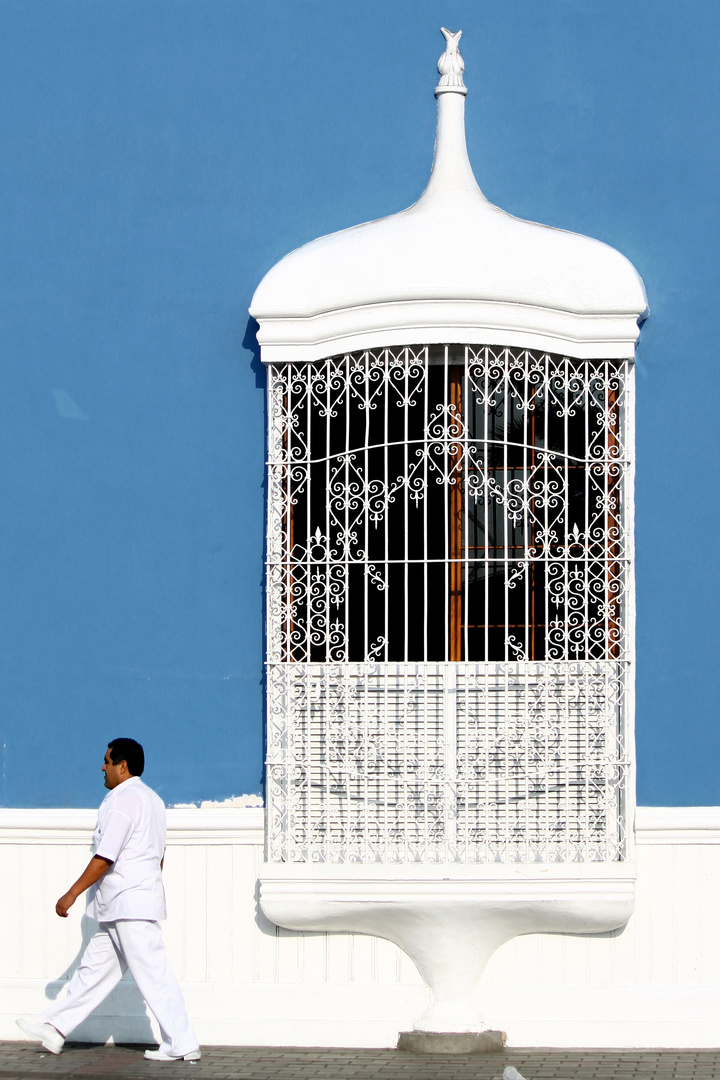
top-left (420, 27), bottom-right (478, 201)
top-left (436, 27), bottom-right (467, 97)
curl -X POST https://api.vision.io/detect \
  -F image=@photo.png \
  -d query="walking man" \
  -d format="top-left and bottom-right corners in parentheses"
top-left (17, 738), bottom-right (200, 1062)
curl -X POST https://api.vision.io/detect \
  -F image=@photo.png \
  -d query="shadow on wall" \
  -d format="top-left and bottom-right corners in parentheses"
top-left (44, 915), bottom-right (156, 1045)
top-left (243, 316), bottom-right (265, 391)
top-left (243, 315), bottom-right (269, 802)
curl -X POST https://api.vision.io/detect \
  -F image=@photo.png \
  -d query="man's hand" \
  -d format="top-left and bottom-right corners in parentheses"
top-left (54, 855), bottom-right (113, 918)
top-left (56, 891), bottom-right (77, 918)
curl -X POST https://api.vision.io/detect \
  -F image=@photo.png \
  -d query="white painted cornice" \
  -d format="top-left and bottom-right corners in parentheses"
top-left (254, 302), bottom-right (641, 364)
top-left (635, 806), bottom-right (720, 844)
top-left (0, 807), bottom-right (265, 846)
top-left (250, 32), bottom-right (647, 364)
top-left (166, 807), bottom-right (265, 845)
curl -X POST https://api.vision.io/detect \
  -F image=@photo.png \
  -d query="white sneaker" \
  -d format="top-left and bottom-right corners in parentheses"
top-left (16, 1019), bottom-right (64, 1055)
top-left (144, 1049), bottom-right (201, 1062)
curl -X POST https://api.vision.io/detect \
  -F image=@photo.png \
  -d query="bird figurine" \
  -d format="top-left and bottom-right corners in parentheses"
top-left (437, 27), bottom-right (466, 89)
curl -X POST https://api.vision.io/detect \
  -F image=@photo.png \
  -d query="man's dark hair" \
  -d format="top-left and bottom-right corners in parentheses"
top-left (108, 738), bottom-right (145, 777)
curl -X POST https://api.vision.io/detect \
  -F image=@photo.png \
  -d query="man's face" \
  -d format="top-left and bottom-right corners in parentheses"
top-left (102, 747), bottom-right (126, 790)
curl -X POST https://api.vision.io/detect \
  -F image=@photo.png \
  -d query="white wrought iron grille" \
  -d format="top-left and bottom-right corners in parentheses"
top-left (265, 346), bottom-right (632, 863)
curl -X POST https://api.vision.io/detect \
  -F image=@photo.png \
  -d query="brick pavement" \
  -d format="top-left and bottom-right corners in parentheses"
top-left (1, 1043), bottom-right (720, 1080)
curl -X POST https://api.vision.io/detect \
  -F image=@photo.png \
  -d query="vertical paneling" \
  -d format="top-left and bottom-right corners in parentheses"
top-left (543, 935), bottom-right (571, 988)
top-left (324, 929), bottom-right (352, 984)
top-left (276, 924), bottom-right (302, 986)
top-left (674, 846), bottom-right (701, 986)
top-left (569, 935), bottom-right (593, 989)
top-left (183, 847), bottom-right (208, 983)
top-left (633, 843), bottom-right (655, 985)
top-left (296, 930), bottom-right (329, 984)
top-left (2, 846), bottom-right (23, 977)
top-left (374, 935), bottom-right (404, 985)
top-left (19, 845), bottom-right (47, 978)
top-left (349, 932), bottom-right (375, 985)
top-left (608, 908), bottom-right (637, 988)
top-left (163, 844), bottom-right (187, 981)
top-left (585, 929), bottom-right (614, 987)
top-left (253, 842), bottom-right (281, 985)
top-left (230, 846), bottom-right (259, 983)
top-left (647, 845), bottom-right (676, 986)
top-left (699, 844), bottom-right (720, 986)
top-left (205, 845), bottom-right (233, 984)
top-left (44, 845), bottom-right (73, 980)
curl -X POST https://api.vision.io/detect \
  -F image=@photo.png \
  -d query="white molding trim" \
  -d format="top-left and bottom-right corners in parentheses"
top-left (0, 806), bottom-right (265, 845)
top-left (256, 301), bottom-right (641, 365)
top-left (635, 805), bottom-right (720, 844)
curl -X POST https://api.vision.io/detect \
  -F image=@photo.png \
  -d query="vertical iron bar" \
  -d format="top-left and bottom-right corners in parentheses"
top-left (423, 350), bottom-right (429, 661)
top-left (526, 356), bottom-right (531, 663)
top-left (404, 350), bottom-right (409, 662)
top-left (484, 349), bottom-right (490, 662)
top-left (463, 349), bottom-right (469, 662)
top-left (384, 350), bottom-right (389, 662)
top-left (503, 350), bottom-right (509, 661)
top-left (443, 347), bottom-right (449, 662)
top-left (364, 353), bottom-right (370, 661)
top-left (344, 355), bottom-right (350, 661)
top-left (544, 353), bottom-right (549, 662)
top-left (306, 363), bottom-right (312, 663)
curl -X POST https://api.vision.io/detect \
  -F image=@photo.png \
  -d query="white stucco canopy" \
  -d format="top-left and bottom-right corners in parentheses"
top-left (251, 31), bottom-right (647, 363)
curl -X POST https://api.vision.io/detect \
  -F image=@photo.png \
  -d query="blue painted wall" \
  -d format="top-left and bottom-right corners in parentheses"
top-left (0, 0), bottom-right (717, 806)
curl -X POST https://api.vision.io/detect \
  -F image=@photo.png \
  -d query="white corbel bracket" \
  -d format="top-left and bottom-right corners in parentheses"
top-left (260, 863), bottom-right (636, 1034)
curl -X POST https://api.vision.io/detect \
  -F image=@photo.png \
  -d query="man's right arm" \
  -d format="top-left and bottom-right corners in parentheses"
top-left (55, 855), bottom-right (113, 918)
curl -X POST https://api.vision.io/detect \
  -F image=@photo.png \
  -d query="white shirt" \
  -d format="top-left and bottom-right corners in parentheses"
top-left (86, 776), bottom-right (167, 922)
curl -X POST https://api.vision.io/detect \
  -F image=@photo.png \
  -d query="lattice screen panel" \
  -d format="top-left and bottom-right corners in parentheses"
top-left (266, 661), bottom-right (628, 864)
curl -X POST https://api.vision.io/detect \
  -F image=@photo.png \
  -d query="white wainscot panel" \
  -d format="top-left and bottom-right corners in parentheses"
top-left (2, 806), bottom-right (720, 1048)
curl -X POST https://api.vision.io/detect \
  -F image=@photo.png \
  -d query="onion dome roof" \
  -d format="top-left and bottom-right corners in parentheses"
top-left (251, 29), bottom-right (647, 362)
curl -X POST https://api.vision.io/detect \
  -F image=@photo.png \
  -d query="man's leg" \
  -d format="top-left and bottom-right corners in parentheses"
top-left (109, 921), bottom-right (198, 1058)
top-left (41, 923), bottom-right (127, 1038)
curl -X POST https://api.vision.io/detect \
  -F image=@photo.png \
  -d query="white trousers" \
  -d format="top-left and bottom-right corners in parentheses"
top-left (42, 920), bottom-right (198, 1057)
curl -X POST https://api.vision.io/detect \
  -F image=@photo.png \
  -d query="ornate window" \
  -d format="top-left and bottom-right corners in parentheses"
top-left (256, 32), bottom-right (644, 1037)
top-left (265, 346), bottom-right (632, 864)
